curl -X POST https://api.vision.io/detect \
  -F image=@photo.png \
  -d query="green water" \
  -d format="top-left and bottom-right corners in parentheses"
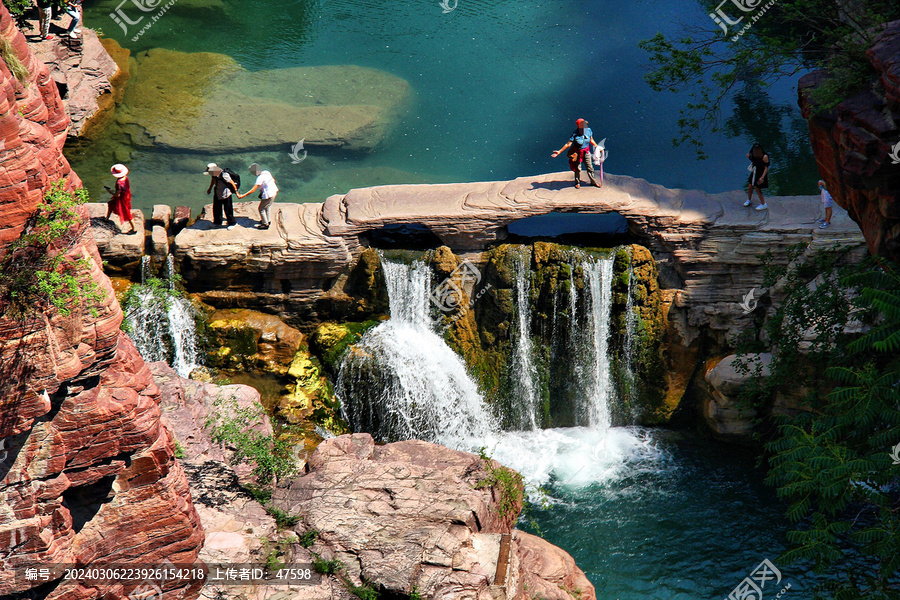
top-left (69, 0), bottom-right (817, 214)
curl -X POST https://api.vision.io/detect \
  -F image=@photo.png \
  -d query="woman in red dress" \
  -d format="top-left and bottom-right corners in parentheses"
top-left (106, 163), bottom-right (136, 233)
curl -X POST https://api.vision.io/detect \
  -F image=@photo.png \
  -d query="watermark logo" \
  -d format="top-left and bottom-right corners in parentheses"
top-left (110, 0), bottom-right (178, 41)
top-left (430, 261), bottom-right (492, 329)
top-left (726, 558), bottom-right (790, 600)
top-left (890, 442), bottom-right (900, 465)
top-left (289, 138), bottom-right (307, 164)
top-left (889, 141), bottom-right (900, 165)
top-left (739, 288), bottom-right (758, 314)
top-left (439, 0), bottom-right (457, 13)
top-left (710, 0), bottom-right (778, 40)
top-left (431, 261), bottom-right (482, 313)
top-left (128, 582), bottom-right (162, 600)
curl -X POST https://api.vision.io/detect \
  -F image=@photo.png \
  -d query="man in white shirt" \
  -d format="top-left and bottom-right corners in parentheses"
top-left (238, 163), bottom-right (279, 230)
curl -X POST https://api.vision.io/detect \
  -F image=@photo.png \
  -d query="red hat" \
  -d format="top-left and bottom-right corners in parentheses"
top-left (576, 118), bottom-right (587, 127)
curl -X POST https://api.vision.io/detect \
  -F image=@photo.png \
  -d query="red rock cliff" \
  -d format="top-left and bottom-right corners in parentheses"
top-left (0, 3), bottom-right (204, 598)
top-left (799, 20), bottom-right (900, 263)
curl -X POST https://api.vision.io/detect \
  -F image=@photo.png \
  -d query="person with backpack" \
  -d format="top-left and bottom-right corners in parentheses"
top-left (744, 143), bottom-right (770, 211)
top-left (550, 118), bottom-right (602, 189)
top-left (205, 163), bottom-right (239, 230)
top-left (237, 163), bottom-right (279, 230)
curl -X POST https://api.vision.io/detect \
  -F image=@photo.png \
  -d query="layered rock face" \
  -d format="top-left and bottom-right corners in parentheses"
top-left (799, 20), bottom-right (900, 263)
top-left (0, 4), bottom-right (204, 597)
top-left (274, 434), bottom-right (596, 600)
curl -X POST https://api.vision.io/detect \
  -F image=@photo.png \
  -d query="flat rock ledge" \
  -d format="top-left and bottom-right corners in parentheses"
top-left (273, 433), bottom-right (595, 600)
top-left (153, 172), bottom-right (866, 338)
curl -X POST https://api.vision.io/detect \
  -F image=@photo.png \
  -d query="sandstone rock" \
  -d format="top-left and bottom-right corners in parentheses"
top-left (702, 354), bottom-right (773, 439)
top-left (151, 224), bottom-right (168, 257)
top-left (171, 171), bottom-right (866, 342)
top-left (119, 48), bottom-right (411, 153)
top-left (174, 206), bottom-right (192, 231)
top-left (85, 202), bottom-right (145, 271)
top-left (272, 434), bottom-right (594, 600)
top-left (151, 204), bottom-right (172, 228)
top-left (799, 19), bottom-right (900, 262)
top-left (31, 27), bottom-right (120, 137)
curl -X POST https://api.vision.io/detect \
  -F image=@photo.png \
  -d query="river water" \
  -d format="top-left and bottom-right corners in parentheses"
top-left (70, 0), bottom-right (815, 214)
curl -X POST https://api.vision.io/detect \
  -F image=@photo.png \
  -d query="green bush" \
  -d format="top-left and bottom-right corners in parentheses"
top-left (0, 182), bottom-right (103, 320)
top-left (475, 448), bottom-right (524, 518)
top-left (310, 552), bottom-right (343, 575)
top-left (298, 529), bottom-right (319, 548)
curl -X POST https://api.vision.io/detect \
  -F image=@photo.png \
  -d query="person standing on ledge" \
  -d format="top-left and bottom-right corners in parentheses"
top-left (205, 163), bottom-right (238, 230)
top-left (818, 180), bottom-right (833, 229)
top-left (550, 118), bottom-right (602, 189)
top-left (744, 143), bottom-right (770, 211)
top-left (104, 164), bottom-right (135, 234)
top-left (237, 163), bottom-right (279, 230)
top-left (35, 0), bottom-right (55, 40)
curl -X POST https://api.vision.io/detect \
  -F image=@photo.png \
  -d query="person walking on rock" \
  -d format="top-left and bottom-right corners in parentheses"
top-left (104, 163), bottom-right (135, 234)
top-left (744, 143), bottom-right (770, 211)
top-left (818, 180), bottom-right (833, 229)
top-left (35, 0), bottom-right (55, 40)
top-left (551, 118), bottom-right (602, 189)
top-left (205, 163), bottom-right (238, 230)
top-left (237, 163), bottom-right (279, 230)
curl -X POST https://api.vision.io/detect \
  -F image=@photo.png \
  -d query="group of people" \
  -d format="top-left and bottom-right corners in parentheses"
top-left (204, 163), bottom-right (279, 230)
top-left (34, 0), bottom-right (82, 41)
top-left (551, 120), bottom-right (834, 228)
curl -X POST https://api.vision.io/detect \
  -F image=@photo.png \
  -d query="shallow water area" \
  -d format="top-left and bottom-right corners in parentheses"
top-left (71, 0), bottom-right (818, 213)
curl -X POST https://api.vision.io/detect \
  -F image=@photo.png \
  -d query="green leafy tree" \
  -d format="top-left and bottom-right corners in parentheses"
top-left (0, 181), bottom-right (103, 320)
top-left (639, 0), bottom-right (900, 158)
top-left (760, 261), bottom-right (900, 598)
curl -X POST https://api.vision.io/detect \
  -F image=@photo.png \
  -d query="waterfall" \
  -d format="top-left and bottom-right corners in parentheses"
top-left (578, 255), bottom-right (616, 429)
top-left (336, 260), bottom-right (497, 449)
top-left (511, 250), bottom-right (540, 429)
top-left (165, 256), bottom-right (200, 377)
top-left (621, 255), bottom-right (638, 411)
top-left (124, 256), bottom-right (200, 378)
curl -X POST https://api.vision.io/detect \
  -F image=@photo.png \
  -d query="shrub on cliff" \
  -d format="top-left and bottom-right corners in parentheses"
top-left (0, 181), bottom-right (103, 320)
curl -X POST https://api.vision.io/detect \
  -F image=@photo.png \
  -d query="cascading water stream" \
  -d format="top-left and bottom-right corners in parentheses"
top-left (511, 250), bottom-right (540, 430)
top-left (124, 256), bottom-right (200, 378)
top-left (580, 255), bottom-right (615, 430)
top-left (336, 260), bottom-right (497, 449)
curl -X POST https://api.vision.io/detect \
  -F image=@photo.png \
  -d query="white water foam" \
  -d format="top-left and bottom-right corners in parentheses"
top-left (338, 260), bottom-right (498, 448)
top-left (511, 249), bottom-right (540, 430)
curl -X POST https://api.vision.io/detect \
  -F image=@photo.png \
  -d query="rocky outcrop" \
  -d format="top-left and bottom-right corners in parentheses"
top-left (171, 172), bottom-right (867, 344)
top-left (799, 20), bottom-right (900, 263)
top-left (273, 434), bottom-right (595, 600)
top-left (119, 48), bottom-right (412, 153)
top-left (0, 4), bottom-right (77, 248)
top-left (0, 4), bottom-right (203, 597)
top-left (30, 29), bottom-right (123, 137)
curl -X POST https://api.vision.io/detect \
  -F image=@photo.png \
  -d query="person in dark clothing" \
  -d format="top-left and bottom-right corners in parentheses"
top-left (205, 163), bottom-right (238, 229)
top-left (551, 118), bottom-right (602, 189)
top-left (744, 143), bottom-right (770, 211)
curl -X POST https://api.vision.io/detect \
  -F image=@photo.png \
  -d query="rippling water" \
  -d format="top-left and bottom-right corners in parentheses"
top-left (71, 0), bottom-right (816, 213)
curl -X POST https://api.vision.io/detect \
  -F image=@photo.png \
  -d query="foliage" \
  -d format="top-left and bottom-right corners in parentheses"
top-left (298, 529), bottom-right (319, 548)
top-left (205, 394), bottom-right (296, 485)
top-left (0, 182), bottom-right (104, 320)
top-left (310, 551), bottom-right (343, 575)
top-left (261, 536), bottom-right (292, 572)
top-left (736, 250), bottom-right (900, 598)
top-left (475, 448), bottom-right (524, 518)
top-left (409, 586), bottom-right (423, 600)
top-left (639, 0), bottom-right (900, 158)
top-left (348, 584), bottom-right (379, 600)
top-left (173, 439), bottom-right (186, 459)
top-left (267, 506), bottom-right (300, 529)
top-left (0, 36), bottom-right (29, 84)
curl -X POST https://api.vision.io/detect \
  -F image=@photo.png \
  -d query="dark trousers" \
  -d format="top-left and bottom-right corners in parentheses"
top-left (213, 195), bottom-right (235, 226)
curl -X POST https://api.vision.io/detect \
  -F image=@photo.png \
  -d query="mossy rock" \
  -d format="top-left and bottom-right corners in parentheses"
top-left (310, 320), bottom-right (381, 375)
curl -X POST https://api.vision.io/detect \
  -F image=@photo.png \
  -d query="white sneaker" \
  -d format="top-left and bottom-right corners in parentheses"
top-left (743, 199), bottom-right (751, 207)
top-left (227, 224), bottom-right (236, 230)
top-left (755, 204), bottom-right (768, 211)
